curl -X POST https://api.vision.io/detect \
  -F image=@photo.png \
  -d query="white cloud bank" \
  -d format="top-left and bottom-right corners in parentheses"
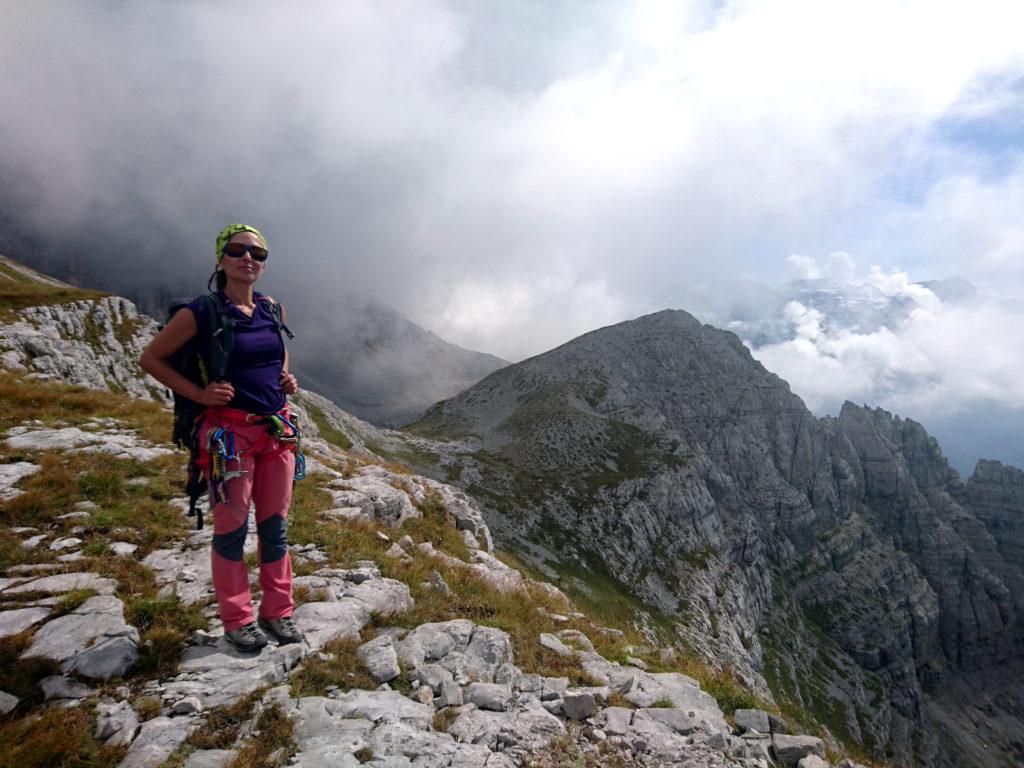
top-left (751, 256), bottom-right (1024, 418)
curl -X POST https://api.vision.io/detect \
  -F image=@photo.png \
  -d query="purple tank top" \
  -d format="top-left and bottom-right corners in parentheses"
top-left (188, 291), bottom-right (286, 414)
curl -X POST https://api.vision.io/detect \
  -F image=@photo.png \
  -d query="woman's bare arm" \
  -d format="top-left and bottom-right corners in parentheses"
top-left (139, 308), bottom-right (235, 406)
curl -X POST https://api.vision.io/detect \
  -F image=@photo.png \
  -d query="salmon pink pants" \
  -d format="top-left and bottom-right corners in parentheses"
top-left (200, 408), bottom-right (295, 632)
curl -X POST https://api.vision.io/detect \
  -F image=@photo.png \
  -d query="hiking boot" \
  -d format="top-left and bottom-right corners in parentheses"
top-left (224, 622), bottom-right (268, 653)
top-left (258, 615), bottom-right (304, 645)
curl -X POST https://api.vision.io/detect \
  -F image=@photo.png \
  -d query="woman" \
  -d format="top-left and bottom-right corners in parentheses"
top-left (141, 223), bottom-right (303, 652)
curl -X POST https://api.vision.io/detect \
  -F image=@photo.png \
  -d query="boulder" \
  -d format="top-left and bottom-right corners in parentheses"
top-left (340, 578), bottom-right (414, 617)
top-left (22, 595), bottom-right (139, 680)
top-left (464, 682), bottom-right (513, 711)
top-left (95, 699), bottom-right (140, 746)
top-left (460, 626), bottom-right (513, 682)
top-left (597, 707), bottom-right (633, 736)
top-left (735, 707), bottom-right (771, 734)
top-left (539, 632), bottom-right (574, 657)
top-left (415, 662), bottom-right (455, 694)
top-left (172, 696), bottom-right (204, 715)
top-left (642, 707), bottom-right (702, 735)
top-left (357, 635), bottom-right (401, 683)
top-left (0, 461), bottom-right (39, 501)
top-left (41, 675), bottom-right (93, 700)
top-left (439, 681), bottom-right (463, 708)
top-left (183, 751), bottom-right (237, 768)
top-left (49, 537), bottom-right (82, 551)
top-left (291, 599), bottom-right (370, 651)
top-left (63, 636), bottom-right (139, 680)
top-left (562, 689), bottom-right (597, 720)
top-left (0, 690), bottom-right (18, 715)
top-left (162, 640), bottom-right (305, 709)
top-left (327, 689), bottom-right (435, 729)
top-left (448, 699), bottom-right (564, 752)
top-left (557, 629), bottom-right (595, 653)
top-left (773, 734), bottom-right (827, 767)
top-left (798, 756), bottom-right (832, 768)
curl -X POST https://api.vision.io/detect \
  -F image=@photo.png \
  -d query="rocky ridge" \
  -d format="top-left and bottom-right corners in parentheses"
top-left (402, 309), bottom-right (1024, 767)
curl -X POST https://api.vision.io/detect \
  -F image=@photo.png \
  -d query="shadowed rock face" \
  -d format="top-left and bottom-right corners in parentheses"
top-left (412, 309), bottom-right (1024, 768)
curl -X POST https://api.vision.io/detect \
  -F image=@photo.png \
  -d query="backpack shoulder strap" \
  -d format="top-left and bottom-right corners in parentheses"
top-left (202, 293), bottom-right (234, 380)
top-left (259, 294), bottom-right (295, 340)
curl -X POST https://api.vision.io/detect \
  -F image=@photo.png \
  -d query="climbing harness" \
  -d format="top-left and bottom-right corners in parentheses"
top-left (252, 411), bottom-right (306, 481)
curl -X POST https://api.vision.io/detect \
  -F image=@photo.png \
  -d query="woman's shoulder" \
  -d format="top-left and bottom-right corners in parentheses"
top-left (255, 291), bottom-right (280, 306)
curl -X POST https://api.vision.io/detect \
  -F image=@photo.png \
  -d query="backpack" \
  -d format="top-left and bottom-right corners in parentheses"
top-left (165, 292), bottom-right (294, 527)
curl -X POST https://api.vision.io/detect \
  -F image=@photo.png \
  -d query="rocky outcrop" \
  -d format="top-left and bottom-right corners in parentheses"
top-left (0, 296), bottom-right (162, 397)
top-left (407, 309), bottom-right (1024, 767)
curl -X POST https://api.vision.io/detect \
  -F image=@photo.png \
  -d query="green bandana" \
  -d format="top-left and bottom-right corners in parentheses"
top-left (215, 223), bottom-right (267, 263)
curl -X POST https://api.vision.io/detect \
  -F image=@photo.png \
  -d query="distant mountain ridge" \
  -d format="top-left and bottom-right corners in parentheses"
top-left (408, 308), bottom-right (1024, 768)
top-left (290, 301), bottom-right (508, 427)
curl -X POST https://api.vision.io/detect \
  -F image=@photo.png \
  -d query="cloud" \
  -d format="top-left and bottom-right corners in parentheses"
top-left (0, 0), bottom-right (1022, 365)
top-left (750, 259), bottom-right (1024, 418)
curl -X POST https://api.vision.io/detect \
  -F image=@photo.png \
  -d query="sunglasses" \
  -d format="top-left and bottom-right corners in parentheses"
top-left (222, 243), bottom-right (269, 262)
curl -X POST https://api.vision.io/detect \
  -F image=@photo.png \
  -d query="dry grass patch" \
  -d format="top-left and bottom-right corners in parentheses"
top-left (432, 707), bottom-right (460, 733)
top-left (186, 690), bottom-right (263, 750)
top-left (126, 594), bottom-right (208, 678)
top-left (0, 450), bottom-right (187, 555)
top-left (0, 371), bottom-right (169, 441)
top-left (54, 588), bottom-right (97, 615)
top-left (229, 703), bottom-right (295, 768)
top-left (0, 706), bottom-right (125, 768)
top-left (0, 629), bottom-right (60, 711)
top-left (527, 729), bottom-right (629, 768)
top-left (289, 632), bottom-right (379, 697)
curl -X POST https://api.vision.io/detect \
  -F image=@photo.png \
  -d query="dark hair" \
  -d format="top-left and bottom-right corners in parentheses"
top-left (207, 269), bottom-right (227, 292)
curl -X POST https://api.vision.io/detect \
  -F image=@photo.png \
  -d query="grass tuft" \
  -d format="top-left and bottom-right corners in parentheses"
top-left (186, 691), bottom-right (262, 750)
top-left (432, 708), bottom-right (460, 733)
top-left (302, 400), bottom-right (353, 450)
top-left (289, 633), bottom-right (378, 698)
top-left (0, 706), bottom-right (125, 768)
top-left (229, 703), bottom-right (295, 768)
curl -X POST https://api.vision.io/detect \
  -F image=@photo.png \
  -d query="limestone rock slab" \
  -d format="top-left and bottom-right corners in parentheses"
top-left (292, 599), bottom-right (370, 651)
top-left (162, 640), bottom-right (306, 709)
top-left (1, 571), bottom-right (117, 596)
top-left (22, 595), bottom-right (139, 679)
top-left (118, 715), bottom-right (196, 768)
top-left (0, 461), bottom-right (39, 501)
top-left (0, 606), bottom-right (51, 638)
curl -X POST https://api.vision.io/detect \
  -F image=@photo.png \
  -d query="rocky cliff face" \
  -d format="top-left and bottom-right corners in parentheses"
top-left (0, 296), bottom-right (162, 399)
top-left (408, 309), bottom-right (1024, 767)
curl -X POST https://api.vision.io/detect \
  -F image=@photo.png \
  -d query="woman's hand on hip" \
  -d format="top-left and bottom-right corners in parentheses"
top-left (279, 371), bottom-right (298, 395)
top-left (197, 381), bottom-right (235, 406)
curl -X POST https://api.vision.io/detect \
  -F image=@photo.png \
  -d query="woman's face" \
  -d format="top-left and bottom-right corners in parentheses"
top-left (220, 231), bottom-right (266, 286)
